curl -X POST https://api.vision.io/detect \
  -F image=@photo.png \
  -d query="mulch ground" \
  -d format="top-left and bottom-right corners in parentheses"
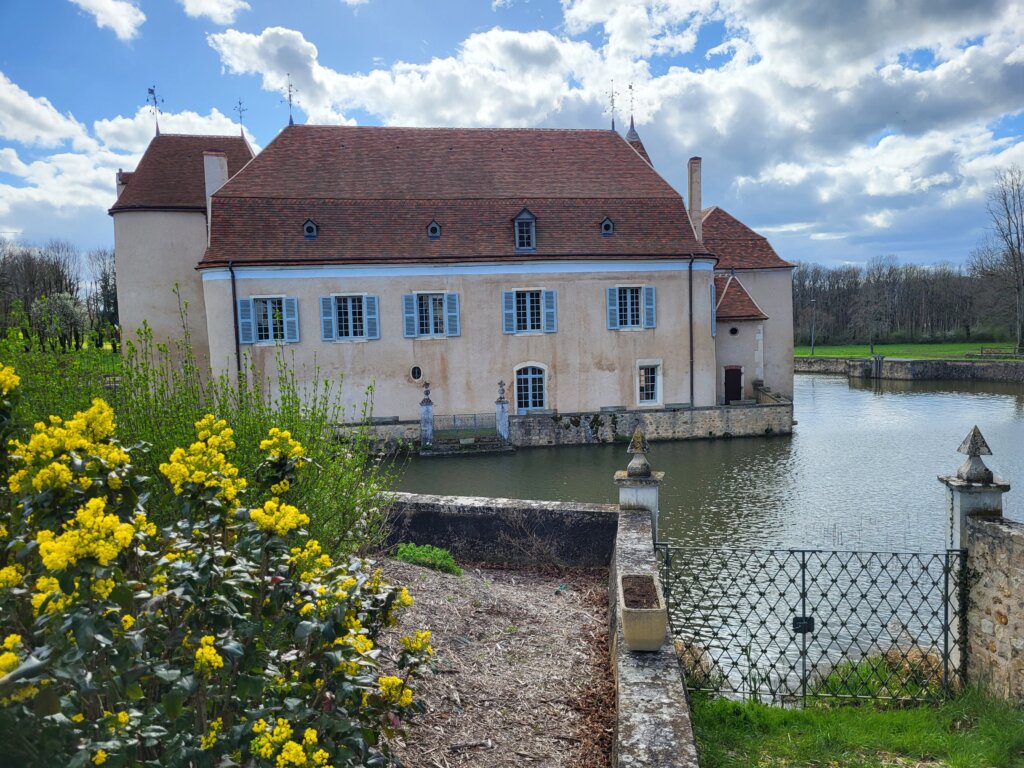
top-left (381, 560), bottom-right (614, 768)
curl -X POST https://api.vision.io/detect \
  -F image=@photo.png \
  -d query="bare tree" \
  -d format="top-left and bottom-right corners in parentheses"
top-left (981, 165), bottom-right (1024, 353)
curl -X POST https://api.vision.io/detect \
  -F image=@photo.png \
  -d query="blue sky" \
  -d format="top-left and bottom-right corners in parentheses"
top-left (1, 0), bottom-right (1022, 266)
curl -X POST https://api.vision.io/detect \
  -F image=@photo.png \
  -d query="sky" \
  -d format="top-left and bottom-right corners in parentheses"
top-left (0, 0), bottom-right (1022, 267)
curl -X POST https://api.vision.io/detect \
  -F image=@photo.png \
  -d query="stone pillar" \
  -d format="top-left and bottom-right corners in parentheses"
top-left (419, 382), bottom-right (433, 447)
top-left (938, 426), bottom-right (1012, 692)
top-left (614, 428), bottom-right (665, 542)
top-left (495, 380), bottom-right (509, 443)
top-left (938, 426), bottom-right (1010, 550)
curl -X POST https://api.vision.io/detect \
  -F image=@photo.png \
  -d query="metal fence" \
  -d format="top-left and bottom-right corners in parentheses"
top-left (432, 412), bottom-right (496, 436)
top-left (656, 545), bottom-right (966, 704)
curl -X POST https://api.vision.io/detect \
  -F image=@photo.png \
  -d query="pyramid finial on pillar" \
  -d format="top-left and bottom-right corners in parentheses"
top-left (956, 426), bottom-right (995, 483)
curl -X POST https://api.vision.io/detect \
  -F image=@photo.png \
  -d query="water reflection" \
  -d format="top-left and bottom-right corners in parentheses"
top-left (398, 374), bottom-right (1024, 552)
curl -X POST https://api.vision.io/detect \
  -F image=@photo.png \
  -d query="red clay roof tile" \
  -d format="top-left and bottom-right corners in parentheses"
top-left (109, 134), bottom-right (254, 214)
top-left (702, 206), bottom-right (794, 270)
top-left (200, 125), bottom-right (710, 267)
top-left (715, 274), bottom-right (769, 321)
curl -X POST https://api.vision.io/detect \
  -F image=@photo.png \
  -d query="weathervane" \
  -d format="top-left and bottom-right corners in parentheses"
top-left (233, 97), bottom-right (247, 137)
top-left (282, 74), bottom-right (299, 126)
top-left (146, 85), bottom-right (164, 136)
top-left (605, 79), bottom-right (620, 132)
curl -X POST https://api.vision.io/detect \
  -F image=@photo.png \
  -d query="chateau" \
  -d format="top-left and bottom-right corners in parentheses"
top-left (110, 124), bottom-right (793, 428)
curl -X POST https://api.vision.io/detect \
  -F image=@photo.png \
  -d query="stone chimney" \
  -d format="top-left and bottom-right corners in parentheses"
top-left (115, 168), bottom-right (128, 198)
top-left (203, 151), bottom-right (230, 246)
top-left (687, 156), bottom-right (702, 242)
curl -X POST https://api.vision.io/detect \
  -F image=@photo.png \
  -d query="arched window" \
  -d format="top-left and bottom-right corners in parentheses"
top-left (515, 365), bottom-right (546, 411)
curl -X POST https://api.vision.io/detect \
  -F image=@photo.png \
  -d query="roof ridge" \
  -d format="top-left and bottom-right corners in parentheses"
top-left (285, 124), bottom-right (619, 133)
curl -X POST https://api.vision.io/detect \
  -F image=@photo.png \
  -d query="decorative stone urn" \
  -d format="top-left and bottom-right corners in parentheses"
top-left (619, 573), bottom-right (668, 652)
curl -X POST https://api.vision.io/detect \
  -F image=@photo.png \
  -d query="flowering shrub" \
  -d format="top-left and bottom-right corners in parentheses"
top-left (0, 364), bottom-right (431, 767)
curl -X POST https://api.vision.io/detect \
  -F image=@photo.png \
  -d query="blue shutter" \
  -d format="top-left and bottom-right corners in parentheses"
top-left (710, 281), bottom-right (717, 338)
top-left (237, 298), bottom-right (255, 344)
top-left (320, 297), bottom-right (335, 341)
top-left (606, 287), bottom-right (619, 330)
top-left (365, 295), bottom-right (380, 340)
top-left (283, 297), bottom-right (300, 342)
top-left (502, 291), bottom-right (515, 334)
top-left (543, 289), bottom-right (557, 333)
top-left (402, 294), bottom-right (417, 338)
top-left (445, 292), bottom-right (460, 337)
top-left (643, 286), bottom-right (656, 329)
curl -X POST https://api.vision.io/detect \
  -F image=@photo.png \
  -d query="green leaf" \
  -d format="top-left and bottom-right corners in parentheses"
top-left (161, 690), bottom-right (185, 720)
top-left (294, 621), bottom-right (316, 641)
top-left (0, 654), bottom-right (48, 686)
top-left (126, 681), bottom-right (145, 700)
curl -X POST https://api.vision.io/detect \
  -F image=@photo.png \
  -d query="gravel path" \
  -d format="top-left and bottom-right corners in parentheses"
top-left (381, 560), bottom-right (613, 768)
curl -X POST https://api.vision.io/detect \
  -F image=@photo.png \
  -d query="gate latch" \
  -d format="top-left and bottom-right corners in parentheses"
top-left (792, 616), bottom-right (815, 634)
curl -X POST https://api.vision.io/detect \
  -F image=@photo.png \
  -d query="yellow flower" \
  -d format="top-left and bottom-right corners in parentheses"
top-left (0, 564), bottom-right (24, 588)
top-left (303, 728), bottom-right (318, 745)
top-left (158, 415), bottom-right (245, 509)
top-left (251, 498), bottom-right (309, 537)
top-left (194, 635), bottom-right (224, 675)
top-left (260, 427), bottom-right (306, 461)
top-left (121, 614), bottom-right (135, 631)
top-left (31, 461), bottom-right (73, 492)
top-left (201, 717), bottom-right (223, 750)
top-left (91, 578), bottom-right (116, 599)
top-left (375, 675), bottom-right (414, 707)
top-left (116, 710), bottom-right (130, 729)
top-left (71, 713), bottom-right (85, 723)
top-left (400, 629), bottom-right (433, 656)
top-left (0, 651), bottom-right (19, 675)
top-left (299, 603), bottom-right (315, 616)
top-left (92, 750), bottom-right (108, 765)
top-left (397, 587), bottom-right (413, 607)
top-left (0, 364), bottom-right (21, 396)
top-left (2, 634), bottom-right (21, 651)
top-left (36, 497), bottom-right (135, 571)
top-left (312, 749), bottom-right (330, 766)
top-left (277, 741), bottom-right (307, 766)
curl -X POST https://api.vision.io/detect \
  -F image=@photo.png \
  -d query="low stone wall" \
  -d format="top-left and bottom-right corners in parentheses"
top-left (966, 516), bottom-right (1024, 701)
top-left (795, 356), bottom-right (1024, 383)
top-left (384, 492), bottom-right (618, 568)
top-left (510, 402), bottom-right (792, 447)
top-left (610, 510), bottom-right (699, 767)
top-left (793, 357), bottom-right (850, 374)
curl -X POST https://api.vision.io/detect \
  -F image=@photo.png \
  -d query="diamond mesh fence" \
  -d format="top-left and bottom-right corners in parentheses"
top-left (655, 545), bottom-right (966, 704)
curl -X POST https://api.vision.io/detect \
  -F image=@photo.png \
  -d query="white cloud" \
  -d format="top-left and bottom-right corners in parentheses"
top-left (93, 107), bottom-right (256, 153)
top-left (67, 0), bottom-right (145, 42)
top-left (0, 72), bottom-right (91, 150)
top-left (341, 0), bottom-right (369, 5)
top-left (178, 0), bottom-right (251, 25)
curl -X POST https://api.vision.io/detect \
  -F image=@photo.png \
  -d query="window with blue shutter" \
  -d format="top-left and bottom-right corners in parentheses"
top-left (542, 289), bottom-right (557, 333)
top-left (283, 297), bottom-right (299, 342)
top-left (320, 297), bottom-right (335, 341)
top-left (444, 292), bottom-right (460, 337)
top-left (606, 287), bottom-right (619, 330)
top-left (643, 286), bottom-right (656, 329)
top-left (237, 298), bottom-right (255, 344)
top-left (608, 286), bottom-right (655, 330)
top-left (364, 295), bottom-right (380, 340)
top-left (502, 291), bottom-right (516, 334)
top-left (402, 294), bottom-right (417, 338)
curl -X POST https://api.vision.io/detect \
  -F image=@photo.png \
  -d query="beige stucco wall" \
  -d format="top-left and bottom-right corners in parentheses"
top-left (202, 264), bottom-right (718, 421)
top-left (112, 210), bottom-right (210, 368)
top-left (721, 268), bottom-right (794, 398)
top-left (714, 320), bottom-right (762, 402)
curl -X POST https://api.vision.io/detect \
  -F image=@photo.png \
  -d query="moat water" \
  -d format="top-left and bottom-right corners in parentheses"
top-left (397, 374), bottom-right (1024, 552)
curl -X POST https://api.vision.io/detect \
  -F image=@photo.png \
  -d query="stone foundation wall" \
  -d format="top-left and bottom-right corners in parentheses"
top-left (385, 492), bottom-right (618, 568)
top-left (510, 402), bottom-right (792, 447)
top-left (795, 356), bottom-right (1024, 383)
top-left (966, 516), bottom-right (1024, 701)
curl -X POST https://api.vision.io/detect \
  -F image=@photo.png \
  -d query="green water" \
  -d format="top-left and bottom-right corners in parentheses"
top-left (397, 375), bottom-right (1024, 552)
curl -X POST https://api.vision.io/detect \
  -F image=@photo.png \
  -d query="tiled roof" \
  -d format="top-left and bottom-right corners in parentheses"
top-left (702, 206), bottom-right (794, 270)
top-left (200, 125), bottom-right (710, 267)
top-left (625, 117), bottom-right (652, 165)
top-left (715, 274), bottom-right (768, 321)
top-left (109, 134), bottom-right (254, 214)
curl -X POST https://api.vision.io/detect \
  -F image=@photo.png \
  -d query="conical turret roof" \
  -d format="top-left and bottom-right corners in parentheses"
top-left (625, 115), bottom-right (652, 165)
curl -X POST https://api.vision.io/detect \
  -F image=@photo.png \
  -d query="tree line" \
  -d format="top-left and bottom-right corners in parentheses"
top-left (0, 238), bottom-right (119, 352)
top-left (793, 165), bottom-right (1024, 352)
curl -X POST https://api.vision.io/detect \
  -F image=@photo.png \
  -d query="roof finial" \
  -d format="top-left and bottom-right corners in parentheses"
top-left (146, 85), bottom-right (164, 136)
top-left (605, 79), bottom-right (619, 132)
top-left (956, 425), bottom-right (995, 483)
top-left (282, 74), bottom-right (299, 126)
top-left (233, 97), bottom-right (247, 138)
top-left (626, 427), bottom-right (652, 478)
top-left (628, 82), bottom-right (635, 126)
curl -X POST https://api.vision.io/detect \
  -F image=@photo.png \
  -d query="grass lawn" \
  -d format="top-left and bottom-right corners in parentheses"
top-left (691, 690), bottom-right (1024, 768)
top-left (795, 342), bottom-right (1018, 360)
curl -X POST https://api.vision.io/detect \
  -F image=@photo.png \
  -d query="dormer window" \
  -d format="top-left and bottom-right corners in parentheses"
top-left (514, 209), bottom-right (536, 251)
top-left (303, 219), bottom-right (318, 240)
top-left (427, 220), bottom-right (441, 240)
top-left (601, 217), bottom-right (614, 237)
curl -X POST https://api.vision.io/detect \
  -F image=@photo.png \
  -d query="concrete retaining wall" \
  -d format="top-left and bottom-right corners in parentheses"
top-left (384, 492), bottom-right (618, 568)
top-left (510, 402), bottom-right (792, 447)
top-left (796, 356), bottom-right (1024, 383)
top-left (966, 516), bottom-right (1024, 701)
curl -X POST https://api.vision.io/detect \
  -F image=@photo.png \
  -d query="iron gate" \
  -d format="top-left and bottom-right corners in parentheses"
top-left (655, 545), bottom-right (967, 704)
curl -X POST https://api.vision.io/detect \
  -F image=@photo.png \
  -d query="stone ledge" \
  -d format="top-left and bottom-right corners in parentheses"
top-left (610, 510), bottom-right (699, 767)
